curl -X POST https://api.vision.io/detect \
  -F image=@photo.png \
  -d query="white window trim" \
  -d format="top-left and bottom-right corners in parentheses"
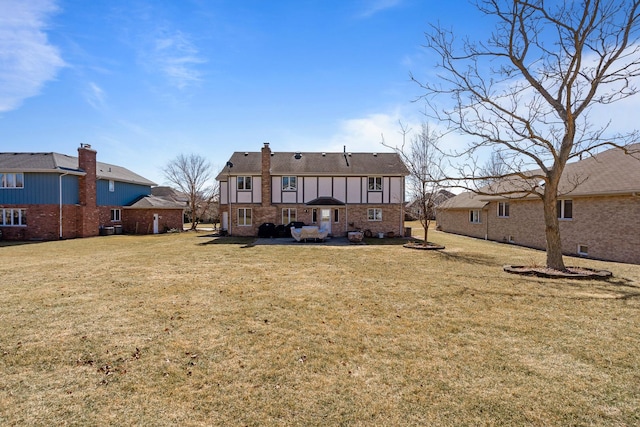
top-left (238, 208), bottom-right (252, 226)
top-left (497, 201), bottom-right (509, 218)
top-left (110, 208), bottom-right (121, 222)
top-left (1, 208), bottom-right (27, 226)
top-left (282, 176), bottom-right (297, 191)
top-left (237, 176), bottom-right (252, 191)
top-left (577, 244), bottom-right (588, 256)
top-left (282, 208), bottom-right (297, 224)
top-left (469, 209), bottom-right (481, 224)
top-left (0, 172), bottom-right (24, 189)
top-left (368, 176), bottom-right (382, 192)
top-left (367, 208), bottom-right (382, 221)
top-left (558, 199), bottom-right (573, 220)
top-left (109, 180), bottom-right (115, 192)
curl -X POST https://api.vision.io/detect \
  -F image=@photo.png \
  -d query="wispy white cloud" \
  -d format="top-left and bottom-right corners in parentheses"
top-left (85, 82), bottom-right (107, 110)
top-left (357, 0), bottom-right (403, 19)
top-left (326, 110), bottom-right (420, 153)
top-left (0, 0), bottom-right (65, 112)
top-left (146, 29), bottom-right (206, 90)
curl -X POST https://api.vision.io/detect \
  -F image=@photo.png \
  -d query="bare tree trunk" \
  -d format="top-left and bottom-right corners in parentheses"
top-left (423, 221), bottom-right (429, 245)
top-left (543, 188), bottom-right (566, 271)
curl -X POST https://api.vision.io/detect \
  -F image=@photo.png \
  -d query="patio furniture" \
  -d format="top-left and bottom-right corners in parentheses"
top-left (290, 225), bottom-right (329, 242)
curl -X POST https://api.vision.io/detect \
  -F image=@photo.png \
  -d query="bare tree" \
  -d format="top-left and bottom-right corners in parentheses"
top-left (384, 121), bottom-right (446, 246)
top-left (163, 154), bottom-right (217, 231)
top-left (414, 0), bottom-right (640, 270)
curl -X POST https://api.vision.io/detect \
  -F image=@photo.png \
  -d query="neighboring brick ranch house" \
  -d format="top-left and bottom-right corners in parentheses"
top-left (0, 144), bottom-right (184, 241)
top-left (436, 144), bottom-right (640, 264)
top-left (216, 143), bottom-right (409, 237)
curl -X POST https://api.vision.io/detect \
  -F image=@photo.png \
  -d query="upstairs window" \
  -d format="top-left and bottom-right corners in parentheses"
top-left (1, 173), bottom-right (24, 188)
top-left (282, 176), bottom-right (297, 191)
top-left (557, 199), bottom-right (573, 219)
top-left (497, 202), bottom-right (510, 218)
top-left (368, 176), bottom-right (382, 191)
top-left (109, 180), bottom-right (115, 192)
top-left (237, 176), bottom-right (252, 191)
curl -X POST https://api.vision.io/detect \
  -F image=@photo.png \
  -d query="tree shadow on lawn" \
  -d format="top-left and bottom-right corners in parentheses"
top-left (436, 248), bottom-right (500, 267)
top-left (198, 236), bottom-right (256, 247)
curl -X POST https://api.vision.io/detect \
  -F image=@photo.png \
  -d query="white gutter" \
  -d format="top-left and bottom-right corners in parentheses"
top-left (59, 172), bottom-right (69, 238)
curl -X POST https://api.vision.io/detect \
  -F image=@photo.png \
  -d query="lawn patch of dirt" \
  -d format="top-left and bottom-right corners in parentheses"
top-left (403, 241), bottom-right (445, 250)
top-left (503, 265), bottom-right (613, 279)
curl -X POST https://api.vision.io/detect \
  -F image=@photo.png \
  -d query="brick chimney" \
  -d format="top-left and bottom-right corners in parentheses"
top-left (77, 144), bottom-right (99, 237)
top-left (261, 142), bottom-right (272, 207)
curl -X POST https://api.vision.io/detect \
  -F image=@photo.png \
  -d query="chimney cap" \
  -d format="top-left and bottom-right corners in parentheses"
top-left (80, 143), bottom-right (92, 149)
top-left (263, 142), bottom-right (270, 147)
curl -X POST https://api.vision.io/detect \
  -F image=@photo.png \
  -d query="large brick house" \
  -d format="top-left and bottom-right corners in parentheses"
top-left (0, 144), bottom-right (184, 241)
top-left (436, 144), bottom-right (640, 264)
top-left (216, 143), bottom-right (409, 237)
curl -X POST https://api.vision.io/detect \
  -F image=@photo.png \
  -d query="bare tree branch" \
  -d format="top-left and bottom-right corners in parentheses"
top-left (163, 154), bottom-right (217, 230)
top-left (415, 0), bottom-right (640, 270)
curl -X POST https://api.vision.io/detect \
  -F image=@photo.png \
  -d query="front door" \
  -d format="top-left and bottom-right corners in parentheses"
top-left (153, 213), bottom-right (159, 234)
top-left (320, 209), bottom-right (331, 235)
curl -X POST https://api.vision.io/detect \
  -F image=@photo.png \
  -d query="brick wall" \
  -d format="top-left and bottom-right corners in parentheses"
top-left (0, 204), bottom-right (80, 241)
top-left (437, 208), bottom-right (488, 239)
top-left (121, 209), bottom-right (184, 234)
top-left (225, 203), bottom-right (404, 237)
top-left (439, 195), bottom-right (640, 264)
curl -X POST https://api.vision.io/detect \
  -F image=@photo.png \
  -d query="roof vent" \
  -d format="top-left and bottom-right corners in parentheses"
top-left (244, 152), bottom-right (249, 156)
top-left (322, 152), bottom-right (326, 156)
top-left (373, 152), bottom-right (377, 156)
top-left (348, 152), bottom-right (352, 157)
top-left (294, 152), bottom-right (302, 159)
top-left (270, 152), bottom-right (274, 156)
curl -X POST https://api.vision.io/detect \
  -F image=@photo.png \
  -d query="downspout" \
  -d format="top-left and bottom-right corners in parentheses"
top-left (345, 204), bottom-right (348, 234)
top-left (485, 204), bottom-right (489, 240)
top-left (59, 172), bottom-right (69, 239)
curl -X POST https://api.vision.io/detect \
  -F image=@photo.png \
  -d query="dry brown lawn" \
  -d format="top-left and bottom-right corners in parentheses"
top-left (1, 227), bottom-right (639, 426)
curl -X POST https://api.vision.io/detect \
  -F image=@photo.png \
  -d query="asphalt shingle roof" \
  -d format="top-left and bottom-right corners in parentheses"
top-left (0, 152), bottom-right (156, 186)
top-left (216, 151), bottom-right (409, 180)
top-left (440, 144), bottom-right (640, 208)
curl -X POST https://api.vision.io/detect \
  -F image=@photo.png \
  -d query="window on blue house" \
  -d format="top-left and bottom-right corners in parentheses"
top-left (1, 173), bottom-right (24, 188)
top-left (1, 208), bottom-right (26, 226)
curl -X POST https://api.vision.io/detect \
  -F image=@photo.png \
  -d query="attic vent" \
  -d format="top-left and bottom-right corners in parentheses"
top-left (294, 152), bottom-right (302, 159)
top-left (244, 152), bottom-right (249, 156)
top-left (348, 153), bottom-right (352, 157)
top-left (270, 152), bottom-right (274, 156)
top-left (373, 153), bottom-right (378, 156)
top-left (322, 152), bottom-right (326, 156)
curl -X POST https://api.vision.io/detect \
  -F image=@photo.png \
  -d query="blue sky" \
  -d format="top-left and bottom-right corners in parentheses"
top-left (0, 0), bottom-right (479, 184)
top-left (1, 0), bottom-right (638, 186)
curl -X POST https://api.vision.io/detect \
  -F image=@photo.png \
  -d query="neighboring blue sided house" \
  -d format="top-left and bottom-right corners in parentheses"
top-left (0, 144), bottom-right (184, 240)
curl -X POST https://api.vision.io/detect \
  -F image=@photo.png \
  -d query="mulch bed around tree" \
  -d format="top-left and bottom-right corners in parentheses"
top-left (503, 265), bottom-right (613, 279)
top-left (403, 242), bottom-right (445, 250)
